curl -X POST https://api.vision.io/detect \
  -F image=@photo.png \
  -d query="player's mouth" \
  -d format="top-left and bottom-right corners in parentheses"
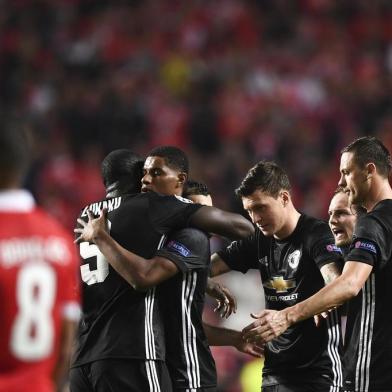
top-left (141, 186), bottom-right (151, 193)
top-left (332, 227), bottom-right (345, 240)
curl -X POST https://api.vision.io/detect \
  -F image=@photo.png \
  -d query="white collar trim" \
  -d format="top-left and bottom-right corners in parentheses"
top-left (0, 190), bottom-right (36, 212)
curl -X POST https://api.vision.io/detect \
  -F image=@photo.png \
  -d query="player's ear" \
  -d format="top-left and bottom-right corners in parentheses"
top-left (178, 172), bottom-right (187, 186)
top-left (366, 162), bottom-right (376, 178)
top-left (280, 190), bottom-right (290, 206)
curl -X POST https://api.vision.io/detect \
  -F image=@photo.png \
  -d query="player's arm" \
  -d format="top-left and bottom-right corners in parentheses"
top-left (76, 210), bottom-right (178, 289)
top-left (206, 278), bottom-right (237, 318)
top-left (242, 261), bottom-right (372, 344)
top-left (76, 209), bottom-right (186, 291)
top-left (206, 239), bottom-right (258, 316)
top-left (203, 323), bottom-right (264, 358)
top-left (205, 253), bottom-right (237, 317)
top-left (210, 252), bottom-right (232, 277)
top-left (313, 261), bottom-right (342, 324)
top-left (190, 206), bottom-right (254, 240)
top-left (97, 237), bottom-right (178, 290)
top-left (320, 261), bottom-right (342, 285)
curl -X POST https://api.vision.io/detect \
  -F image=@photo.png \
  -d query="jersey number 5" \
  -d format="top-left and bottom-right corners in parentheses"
top-left (79, 220), bottom-right (111, 285)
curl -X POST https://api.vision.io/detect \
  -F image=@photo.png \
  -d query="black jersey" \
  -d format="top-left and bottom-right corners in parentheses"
top-left (72, 192), bottom-right (202, 367)
top-left (156, 228), bottom-right (217, 390)
top-left (343, 199), bottom-right (392, 392)
top-left (218, 214), bottom-right (343, 388)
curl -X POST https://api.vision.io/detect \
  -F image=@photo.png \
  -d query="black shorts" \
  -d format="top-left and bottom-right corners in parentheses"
top-left (70, 358), bottom-right (173, 392)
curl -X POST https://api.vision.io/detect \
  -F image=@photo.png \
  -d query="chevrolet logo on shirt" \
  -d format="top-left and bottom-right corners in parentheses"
top-left (264, 276), bottom-right (296, 293)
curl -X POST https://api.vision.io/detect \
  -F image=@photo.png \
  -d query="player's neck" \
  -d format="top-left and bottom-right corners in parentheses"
top-left (364, 179), bottom-right (392, 211)
top-left (274, 207), bottom-right (301, 240)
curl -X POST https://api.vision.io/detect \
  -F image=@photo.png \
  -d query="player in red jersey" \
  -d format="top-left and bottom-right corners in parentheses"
top-left (0, 123), bottom-right (80, 392)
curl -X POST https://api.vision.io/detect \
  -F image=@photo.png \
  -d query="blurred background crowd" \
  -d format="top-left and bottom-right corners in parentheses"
top-left (1, 0), bottom-right (391, 390)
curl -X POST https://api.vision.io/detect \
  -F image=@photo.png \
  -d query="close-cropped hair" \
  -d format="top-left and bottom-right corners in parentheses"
top-left (183, 180), bottom-right (210, 198)
top-left (235, 161), bottom-right (291, 198)
top-left (342, 136), bottom-right (391, 178)
top-left (101, 149), bottom-right (144, 195)
top-left (147, 145), bottom-right (189, 174)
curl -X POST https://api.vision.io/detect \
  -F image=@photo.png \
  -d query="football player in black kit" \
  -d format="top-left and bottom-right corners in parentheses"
top-left (183, 179), bottom-right (238, 318)
top-left (76, 146), bottom-right (261, 392)
top-left (248, 137), bottom-right (392, 392)
top-left (210, 161), bottom-right (344, 392)
top-left (71, 149), bottom-right (254, 392)
top-left (327, 187), bottom-right (366, 342)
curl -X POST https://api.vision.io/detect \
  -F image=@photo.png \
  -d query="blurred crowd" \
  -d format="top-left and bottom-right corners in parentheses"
top-left (1, 0), bottom-right (391, 390)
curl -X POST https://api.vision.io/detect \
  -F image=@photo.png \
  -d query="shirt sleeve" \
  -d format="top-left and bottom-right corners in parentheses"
top-left (217, 232), bottom-right (259, 273)
top-left (149, 193), bottom-right (203, 233)
top-left (346, 214), bottom-right (383, 267)
top-left (155, 228), bottom-right (210, 273)
top-left (307, 221), bottom-right (344, 270)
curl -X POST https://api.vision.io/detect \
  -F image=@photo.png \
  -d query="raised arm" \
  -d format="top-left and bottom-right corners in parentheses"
top-left (286, 261), bottom-right (371, 323)
top-left (242, 261), bottom-right (372, 343)
top-left (75, 210), bottom-right (178, 290)
top-left (189, 206), bottom-right (254, 240)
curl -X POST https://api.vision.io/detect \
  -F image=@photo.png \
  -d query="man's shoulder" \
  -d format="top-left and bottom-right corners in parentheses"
top-left (300, 214), bottom-right (328, 229)
top-left (299, 214), bottom-right (330, 236)
top-left (368, 200), bottom-right (392, 223)
top-left (170, 227), bottom-right (209, 242)
top-left (356, 205), bottom-right (392, 236)
top-left (78, 194), bottom-right (151, 219)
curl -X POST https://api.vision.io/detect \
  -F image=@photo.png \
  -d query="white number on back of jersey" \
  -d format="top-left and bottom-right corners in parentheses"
top-left (80, 242), bottom-right (109, 285)
top-left (10, 263), bottom-right (56, 361)
top-left (79, 219), bottom-right (111, 285)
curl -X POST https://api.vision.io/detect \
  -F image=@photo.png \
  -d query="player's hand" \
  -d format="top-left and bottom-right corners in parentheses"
top-left (234, 339), bottom-right (265, 358)
top-left (74, 209), bottom-right (108, 244)
top-left (206, 279), bottom-right (237, 318)
top-left (242, 309), bottom-right (290, 344)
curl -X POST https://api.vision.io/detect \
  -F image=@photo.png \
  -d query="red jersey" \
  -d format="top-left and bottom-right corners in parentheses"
top-left (0, 190), bottom-right (80, 392)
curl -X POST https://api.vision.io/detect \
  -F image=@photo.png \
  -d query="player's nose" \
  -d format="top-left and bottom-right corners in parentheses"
top-left (251, 212), bottom-right (262, 225)
top-left (338, 175), bottom-right (346, 188)
top-left (142, 173), bottom-right (151, 184)
top-left (328, 213), bottom-right (337, 225)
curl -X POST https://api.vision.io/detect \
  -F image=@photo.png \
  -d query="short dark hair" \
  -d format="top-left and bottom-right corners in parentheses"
top-left (0, 120), bottom-right (31, 187)
top-left (101, 149), bottom-right (144, 195)
top-left (235, 161), bottom-right (291, 198)
top-left (342, 136), bottom-right (391, 178)
top-left (183, 180), bottom-right (210, 198)
top-left (147, 146), bottom-right (189, 174)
